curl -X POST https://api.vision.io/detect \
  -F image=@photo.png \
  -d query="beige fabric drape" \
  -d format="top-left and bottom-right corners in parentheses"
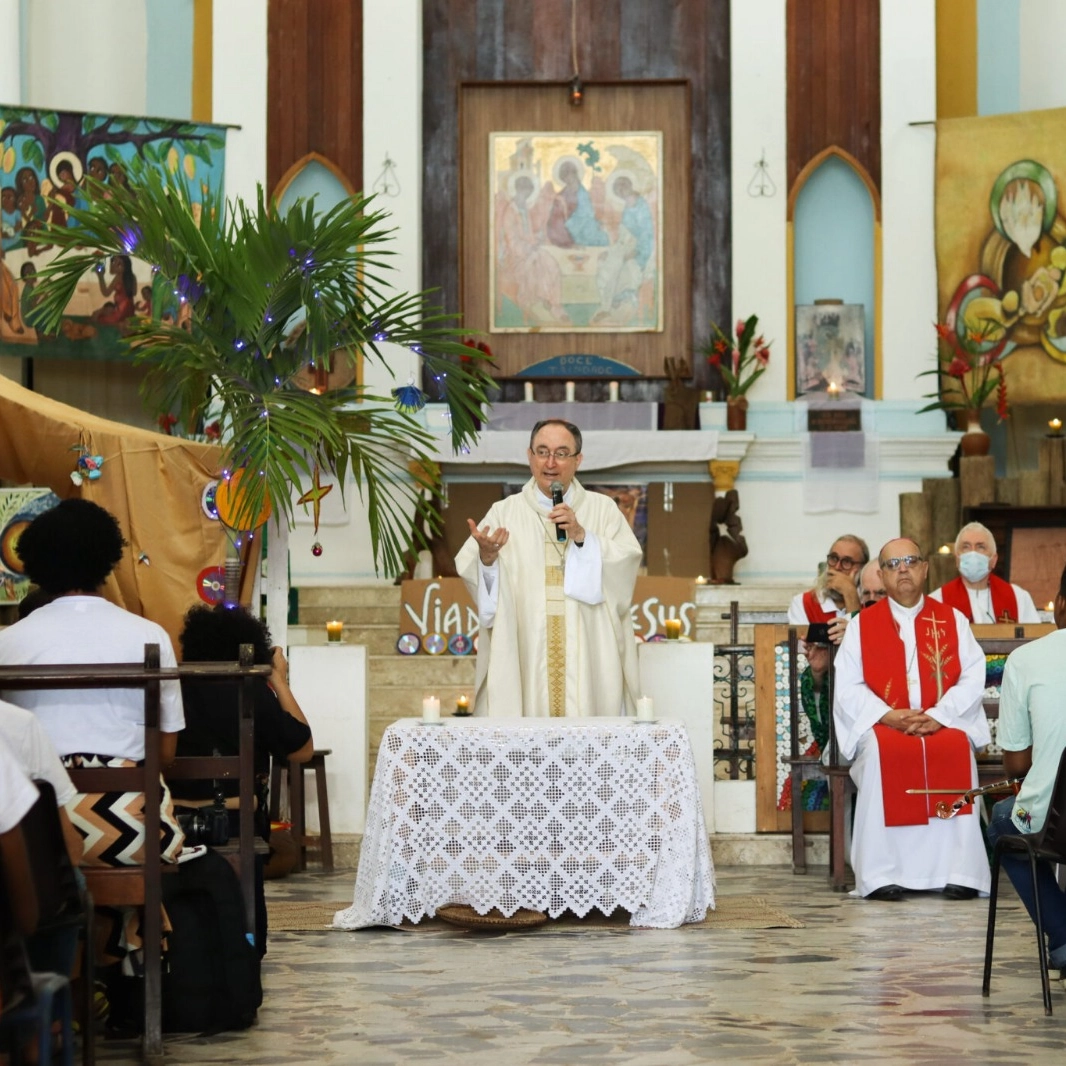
top-left (0, 374), bottom-right (249, 653)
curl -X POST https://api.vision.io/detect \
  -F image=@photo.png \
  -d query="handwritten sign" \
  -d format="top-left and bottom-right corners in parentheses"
top-left (398, 576), bottom-right (697, 647)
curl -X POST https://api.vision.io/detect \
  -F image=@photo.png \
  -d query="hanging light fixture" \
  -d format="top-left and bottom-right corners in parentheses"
top-left (569, 0), bottom-right (583, 106)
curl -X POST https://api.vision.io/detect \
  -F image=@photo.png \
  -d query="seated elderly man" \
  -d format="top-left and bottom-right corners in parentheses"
top-left (858, 559), bottom-right (886, 610)
top-left (788, 535), bottom-right (868, 643)
top-left (930, 521), bottom-right (1040, 624)
top-left (833, 538), bottom-right (990, 901)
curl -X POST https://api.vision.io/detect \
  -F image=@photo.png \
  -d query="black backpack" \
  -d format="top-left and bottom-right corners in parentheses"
top-left (160, 848), bottom-right (262, 1033)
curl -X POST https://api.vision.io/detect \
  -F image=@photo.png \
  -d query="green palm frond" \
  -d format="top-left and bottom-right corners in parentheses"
top-left (31, 162), bottom-right (492, 576)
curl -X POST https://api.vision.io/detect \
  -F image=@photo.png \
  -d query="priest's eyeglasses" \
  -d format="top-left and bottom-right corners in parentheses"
top-left (826, 552), bottom-right (862, 571)
top-left (532, 448), bottom-right (576, 461)
top-left (880, 554), bottom-right (925, 571)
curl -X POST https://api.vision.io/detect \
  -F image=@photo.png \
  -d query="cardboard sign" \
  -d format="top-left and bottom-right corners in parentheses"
top-left (631, 577), bottom-right (697, 640)
top-left (400, 579), bottom-right (479, 639)
top-left (398, 575), bottom-right (698, 646)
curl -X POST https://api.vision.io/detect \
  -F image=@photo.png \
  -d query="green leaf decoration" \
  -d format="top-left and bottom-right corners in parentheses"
top-left (30, 162), bottom-right (493, 578)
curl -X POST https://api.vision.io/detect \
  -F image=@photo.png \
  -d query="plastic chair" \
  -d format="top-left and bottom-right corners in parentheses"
top-left (983, 748), bottom-right (1066, 1015)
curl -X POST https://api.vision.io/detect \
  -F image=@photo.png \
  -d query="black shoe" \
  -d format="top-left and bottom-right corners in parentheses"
top-left (942, 884), bottom-right (979, 900)
top-left (864, 884), bottom-right (905, 901)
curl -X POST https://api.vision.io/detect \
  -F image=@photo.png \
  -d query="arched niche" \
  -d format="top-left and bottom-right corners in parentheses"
top-left (271, 153), bottom-right (362, 392)
top-left (787, 146), bottom-right (882, 399)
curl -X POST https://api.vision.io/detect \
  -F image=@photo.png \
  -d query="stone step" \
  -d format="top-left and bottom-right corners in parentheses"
top-left (300, 603), bottom-right (400, 626)
top-left (368, 654), bottom-right (476, 688)
top-left (297, 585), bottom-right (402, 611)
top-left (289, 624), bottom-right (399, 654)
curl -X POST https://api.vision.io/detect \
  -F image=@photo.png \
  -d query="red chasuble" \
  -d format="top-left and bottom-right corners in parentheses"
top-left (938, 574), bottom-right (1019, 623)
top-left (859, 597), bottom-right (974, 826)
top-left (802, 590), bottom-right (838, 624)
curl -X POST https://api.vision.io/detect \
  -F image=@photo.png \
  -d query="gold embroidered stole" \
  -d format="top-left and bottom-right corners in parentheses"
top-left (545, 535), bottom-right (566, 717)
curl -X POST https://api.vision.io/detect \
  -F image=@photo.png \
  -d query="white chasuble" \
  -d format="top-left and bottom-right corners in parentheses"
top-left (456, 478), bottom-right (642, 717)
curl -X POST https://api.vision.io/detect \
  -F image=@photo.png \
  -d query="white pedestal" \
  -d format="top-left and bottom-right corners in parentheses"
top-left (287, 644), bottom-right (369, 834)
top-left (637, 641), bottom-right (715, 831)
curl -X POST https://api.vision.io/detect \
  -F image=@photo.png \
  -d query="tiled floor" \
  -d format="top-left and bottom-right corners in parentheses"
top-left (99, 864), bottom-right (1062, 1065)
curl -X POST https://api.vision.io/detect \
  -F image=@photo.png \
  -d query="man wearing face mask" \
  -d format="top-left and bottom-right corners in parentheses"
top-left (929, 521), bottom-right (1040, 624)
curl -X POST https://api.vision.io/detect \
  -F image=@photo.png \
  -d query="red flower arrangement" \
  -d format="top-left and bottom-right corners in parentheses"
top-left (700, 314), bottom-right (771, 398)
top-left (918, 319), bottom-right (1009, 422)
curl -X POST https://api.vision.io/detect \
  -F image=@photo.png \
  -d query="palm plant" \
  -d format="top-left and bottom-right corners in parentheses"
top-left (30, 163), bottom-right (492, 577)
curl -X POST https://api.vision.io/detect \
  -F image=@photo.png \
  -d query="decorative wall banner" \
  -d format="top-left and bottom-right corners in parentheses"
top-left (0, 106), bottom-right (227, 361)
top-left (936, 109), bottom-right (1066, 404)
top-left (490, 131), bottom-right (663, 334)
top-left (0, 487), bottom-right (60, 603)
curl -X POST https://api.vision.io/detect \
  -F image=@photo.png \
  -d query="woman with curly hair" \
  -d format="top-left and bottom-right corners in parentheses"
top-left (0, 498), bottom-right (186, 971)
top-left (175, 603), bottom-right (312, 954)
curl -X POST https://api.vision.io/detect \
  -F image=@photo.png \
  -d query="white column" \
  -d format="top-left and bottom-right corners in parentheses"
top-left (880, 0), bottom-right (938, 401)
top-left (0, 0), bottom-right (20, 103)
top-left (212, 0), bottom-right (267, 207)
top-left (729, 0), bottom-right (788, 401)
top-left (362, 0), bottom-right (424, 396)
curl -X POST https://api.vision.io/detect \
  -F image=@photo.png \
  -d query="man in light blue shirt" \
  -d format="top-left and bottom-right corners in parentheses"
top-left (987, 563), bottom-right (1066, 969)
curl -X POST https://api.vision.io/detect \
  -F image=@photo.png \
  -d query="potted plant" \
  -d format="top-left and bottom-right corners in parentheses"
top-left (31, 163), bottom-right (493, 624)
top-left (918, 318), bottom-right (1010, 455)
top-left (701, 314), bottom-right (771, 430)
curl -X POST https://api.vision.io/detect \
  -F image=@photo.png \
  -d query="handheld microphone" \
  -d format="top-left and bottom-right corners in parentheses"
top-left (550, 481), bottom-right (567, 542)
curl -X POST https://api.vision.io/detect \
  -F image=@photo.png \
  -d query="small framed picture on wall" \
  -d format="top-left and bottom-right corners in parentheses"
top-left (795, 301), bottom-right (866, 397)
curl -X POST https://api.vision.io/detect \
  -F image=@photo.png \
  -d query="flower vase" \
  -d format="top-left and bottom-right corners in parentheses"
top-left (726, 396), bottom-right (748, 431)
top-left (959, 413), bottom-right (990, 457)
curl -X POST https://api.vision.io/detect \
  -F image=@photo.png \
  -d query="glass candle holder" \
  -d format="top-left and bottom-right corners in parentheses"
top-left (326, 620), bottom-right (344, 643)
top-left (664, 618), bottom-right (682, 640)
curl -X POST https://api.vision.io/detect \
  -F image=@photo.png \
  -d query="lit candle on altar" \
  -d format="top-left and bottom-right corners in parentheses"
top-left (326, 620), bottom-right (344, 642)
top-left (565, 381), bottom-right (576, 403)
top-left (1046, 601), bottom-right (1056, 612)
top-left (937, 544), bottom-right (953, 555)
top-left (1050, 418), bottom-right (1063, 435)
top-left (827, 381), bottom-right (841, 400)
top-left (422, 695), bottom-right (441, 722)
top-left (608, 381), bottom-right (619, 402)
top-left (695, 575), bottom-right (707, 585)
top-left (523, 381), bottom-right (534, 403)
top-left (664, 618), bottom-right (682, 640)
top-left (455, 694), bottom-right (470, 715)
top-left (636, 696), bottom-right (655, 720)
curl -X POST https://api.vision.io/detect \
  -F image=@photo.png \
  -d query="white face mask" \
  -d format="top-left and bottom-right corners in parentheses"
top-left (958, 551), bottom-right (991, 583)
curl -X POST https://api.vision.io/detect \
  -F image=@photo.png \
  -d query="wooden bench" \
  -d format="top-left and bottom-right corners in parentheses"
top-left (0, 645), bottom-right (269, 1065)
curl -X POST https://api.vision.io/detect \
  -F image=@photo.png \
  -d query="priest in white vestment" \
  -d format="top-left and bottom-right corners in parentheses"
top-left (456, 418), bottom-right (642, 717)
top-left (833, 537), bottom-right (991, 901)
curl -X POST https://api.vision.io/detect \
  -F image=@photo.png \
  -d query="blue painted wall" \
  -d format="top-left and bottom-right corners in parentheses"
top-left (793, 156), bottom-right (876, 396)
top-left (977, 0), bottom-right (1020, 116)
top-left (146, 0), bottom-right (194, 119)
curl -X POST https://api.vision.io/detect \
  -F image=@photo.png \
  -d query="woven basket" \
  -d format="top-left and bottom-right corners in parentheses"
top-left (436, 904), bottom-right (547, 930)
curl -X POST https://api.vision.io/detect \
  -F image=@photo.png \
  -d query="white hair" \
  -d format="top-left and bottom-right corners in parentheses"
top-left (955, 521), bottom-right (996, 556)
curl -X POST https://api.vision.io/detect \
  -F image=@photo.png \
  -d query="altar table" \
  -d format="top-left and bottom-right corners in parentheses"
top-left (333, 717), bottom-right (715, 930)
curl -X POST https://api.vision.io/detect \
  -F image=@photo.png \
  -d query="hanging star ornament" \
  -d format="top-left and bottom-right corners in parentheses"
top-left (296, 465), bottom-right (334, 535)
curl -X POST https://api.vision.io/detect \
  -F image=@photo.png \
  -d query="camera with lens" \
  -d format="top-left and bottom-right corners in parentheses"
top-left (177, 789), bottom-right (230, 847)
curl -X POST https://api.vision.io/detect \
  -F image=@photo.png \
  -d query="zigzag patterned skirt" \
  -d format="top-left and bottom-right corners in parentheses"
top-left (61, 753), bottom-right (185, 974)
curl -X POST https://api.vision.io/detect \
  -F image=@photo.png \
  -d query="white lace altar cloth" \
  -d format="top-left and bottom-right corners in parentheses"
top-left (334, 717), bottom-right (715, 930)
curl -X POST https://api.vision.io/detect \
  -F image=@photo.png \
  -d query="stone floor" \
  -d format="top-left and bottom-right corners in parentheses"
top-left (98, 863), bottom-right (1063, 1065)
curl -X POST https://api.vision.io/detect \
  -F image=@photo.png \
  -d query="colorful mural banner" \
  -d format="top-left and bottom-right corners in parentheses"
top-left (0, 487), bottom-right (60, 604)
top-left (0, 106), bottom-right (227, 361)
top-left (935, 108), bottom-right (1066, 405)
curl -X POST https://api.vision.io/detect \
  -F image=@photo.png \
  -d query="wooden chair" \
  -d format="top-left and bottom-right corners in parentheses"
top-left (0, 645), bottom-right (268, 1065)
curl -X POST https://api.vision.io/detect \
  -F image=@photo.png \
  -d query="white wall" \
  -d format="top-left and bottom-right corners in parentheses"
top-left (880, 0), bottom-right (938, 402)
top-left (730, 0), bottom-right (787, 403)
top-left (1019, 1), bottom-right (1066, 111)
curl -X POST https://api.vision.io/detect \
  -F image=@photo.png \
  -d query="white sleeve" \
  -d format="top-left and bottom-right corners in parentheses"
top-left (158, 631), bottom-right (186, 733)
top-left (1014, 585), bottom-right (1042, 624)
top-left (832, 613), bottom-right (892, 760)
top-left (0, 738), bottom-right (38, 834)
top-left (23, 715), bottom-right (77, 807)
top-left (477, 559), bottom-right (500, 628)
top-left (563, 531), bottom-right (605, 605)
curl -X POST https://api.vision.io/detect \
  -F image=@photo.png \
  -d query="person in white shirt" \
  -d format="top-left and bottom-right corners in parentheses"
top-left (930, 521), bottom-right (1040, 624)
top-left (456, 419), bottom-right (642, 717)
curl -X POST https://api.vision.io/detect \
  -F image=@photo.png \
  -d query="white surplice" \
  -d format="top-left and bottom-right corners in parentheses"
top-left (832, 596), bottom-right (991, 897)
top-left (456, 477), bottom-right (642, 717)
